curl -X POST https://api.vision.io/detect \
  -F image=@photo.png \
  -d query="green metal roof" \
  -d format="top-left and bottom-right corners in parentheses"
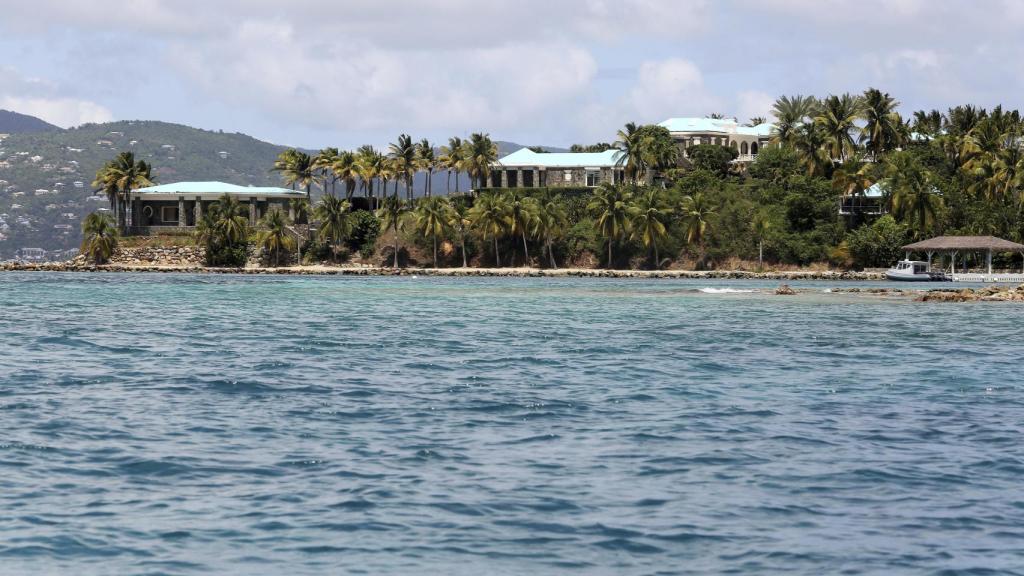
top-left (133, 181), bottom-right (303, 196)
top-left (497, 147), bottom-right (623, 168)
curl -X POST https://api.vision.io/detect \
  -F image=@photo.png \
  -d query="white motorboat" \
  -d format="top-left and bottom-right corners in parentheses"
top-left (885, 260), bottom-right (948, 281)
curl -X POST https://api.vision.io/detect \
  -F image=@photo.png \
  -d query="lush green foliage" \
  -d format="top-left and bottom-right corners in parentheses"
top-left (79, 212), bottom-right (118, 264)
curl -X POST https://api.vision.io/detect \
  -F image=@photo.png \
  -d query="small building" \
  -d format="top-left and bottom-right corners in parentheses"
top-left (839, 182), bottom-right (887, 216)
top-left (658, 117), bottom-right (775, 164)
top-left (128, 181), bottom-right (305, 234)
top-left (488, 148), bottom-right (626, 189)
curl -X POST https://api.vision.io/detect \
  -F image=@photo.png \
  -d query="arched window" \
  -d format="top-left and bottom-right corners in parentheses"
top-left (729, 141), bottom-right (738, 150)
top-left (751, 142), bottom-right (759, 155)
top-left (740, 142), bottom-right (749, 155)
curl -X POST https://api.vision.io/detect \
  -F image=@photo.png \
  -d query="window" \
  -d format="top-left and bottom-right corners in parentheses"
top-left (563, 170), bottom-right (573, 182)
top-left (161, 206), bottom-right (179, 223)
top-left (586, 170), bottom-right (599, 187)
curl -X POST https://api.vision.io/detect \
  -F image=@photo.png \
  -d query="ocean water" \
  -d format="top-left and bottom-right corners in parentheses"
top-left (2, 272), bottom-right (1024, 576)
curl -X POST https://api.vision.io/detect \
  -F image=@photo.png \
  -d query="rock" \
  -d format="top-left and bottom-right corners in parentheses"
top-left (775, 284), bottom-right (797, 295)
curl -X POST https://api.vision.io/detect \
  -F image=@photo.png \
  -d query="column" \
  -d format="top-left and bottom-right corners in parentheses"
top-left (500, 170), bottom-right (508, 188)
top-left (516, 169), bottom-right (524, 188)
top-left (987, 249), bottom-right (992, 275)
top-left (177, 197), bottom-right (186, 227)
top-left (249, 197), bottom-right (257, 225)
top-left (951, 251), bottom-right (957, 274)
top-left (532, 169), bottom-right (539, 188)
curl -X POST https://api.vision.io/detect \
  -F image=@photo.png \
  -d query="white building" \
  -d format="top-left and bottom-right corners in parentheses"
top-left (658, 117), bottom-right (775, 163)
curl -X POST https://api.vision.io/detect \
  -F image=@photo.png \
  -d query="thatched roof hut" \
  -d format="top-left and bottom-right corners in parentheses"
top-left (902, 236), bottom-right (1024, 274)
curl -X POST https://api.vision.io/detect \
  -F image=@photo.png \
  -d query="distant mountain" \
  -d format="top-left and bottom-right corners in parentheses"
top-left (0, 110), bottom-right (61, 134)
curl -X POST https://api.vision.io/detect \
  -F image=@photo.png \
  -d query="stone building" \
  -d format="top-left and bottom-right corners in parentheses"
top-left (488, 148), bottom-right (626, 189)
top-left (658, 118), bottom-right (775, 164)
top-left (127, 181), bottom-right (305, 234)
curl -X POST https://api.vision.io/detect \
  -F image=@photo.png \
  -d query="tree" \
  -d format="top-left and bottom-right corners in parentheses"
top-left (615, 123), bottom-right (679, 184)
top-left (630, 188), bottom-right (671, 267)
top-left (792, 122), bottom-right (831, 178)
top-left (912, 110), bottom-right (943, 140)
top-left (886, 152), bottom-right (943, 237)
top-left (469, 192), bottom-right (510, 266)
top-left (272, 149), bottom-right (315, 203)
top-left (815, 93), bottom-right (864, 163)
top-left (746, 116), bottom-right (768, 127)
top-left (314, 194), bottom-right (352, 262)
top-left (532, 194), bottom-right (569, 269)
top-left (389, 134), bottom-right (417, 200)
top-left (375, 194), bottom-right (407, 267)
top-left (92, 151), bottom-right (154, 232)
top-left (313, 147), bottom-right (340, 196)
top-left (860, 88), bottom-right (904, 158)
top-left (79, 212), bottom-right (119, 264)
top-left (356, 145), bottom-right (382, 208)
top-left (447, 198), bottom-right (472, 267)
top-left (257, 208), bottom-right (296, 267)
top-left (570, 143), bottom-right (615, 152)
top-left (750, 210), bottom-right (774, 269)
top-left (413, 196), bottom-right (451, 267)
top-left (332, 150), bottom-right (359, 199)
top-left (194, 194), bottom-right (249, 266)
top-left (832, 155), bottom-right (879, 198)
top-left (505, 192), bottom-right (538, 267)
top-left (440, 137), bottom-right (466, 195)
top-left (686, 144), bottom-right (738, 177)
top-left (614, 122), bottom-right (644, 184)
top-left (416, 139), bottom-right (436, 197)
top-left (771, 94), bottom-right (819, 145)
top-left (679, 192), bottom-right (716, 255)
top-left (212, 193), bottom-right (249, 245)
top-left (588, 183), bottom-right (634, 268)
top-left (464, 133), bottom-right (499, 190)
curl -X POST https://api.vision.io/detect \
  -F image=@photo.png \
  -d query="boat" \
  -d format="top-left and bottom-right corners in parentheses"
top-left (885, 259), bottom-right (949, 282)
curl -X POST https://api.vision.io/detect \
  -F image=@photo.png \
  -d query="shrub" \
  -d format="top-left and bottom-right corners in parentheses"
top-left (846, 215), bottom-right (910, 269)
top-left (206, 243), bottom-right (248, 267)
top-left (346, 210), bottom-right (381, 258)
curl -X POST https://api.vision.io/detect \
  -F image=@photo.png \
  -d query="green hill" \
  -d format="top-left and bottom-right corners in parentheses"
top-left (0, 120), bottom-right (292, 257)
top-left (0, 110), bottom-right (61, 134)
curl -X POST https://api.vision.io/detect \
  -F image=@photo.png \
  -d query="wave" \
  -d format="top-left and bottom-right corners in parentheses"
top-left (698, 287), bottom-right (758, 294)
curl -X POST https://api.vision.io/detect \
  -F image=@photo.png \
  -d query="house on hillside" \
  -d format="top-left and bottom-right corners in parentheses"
top-left (658, 117), bottom-right (775, 164)
top-left (127, 181), bottom-right (306, 233)
top-left (487, 148), bottom-right (627, 189)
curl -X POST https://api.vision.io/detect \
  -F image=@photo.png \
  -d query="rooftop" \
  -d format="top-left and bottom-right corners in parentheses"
top-left (133, 181), bottom-right (304, 196)
top-left (903, 236), bottom-right (1024, 252)
top-left (496, 147), bottom-right (623, 168)
top-left (658, 117), bottom-right (775, 137)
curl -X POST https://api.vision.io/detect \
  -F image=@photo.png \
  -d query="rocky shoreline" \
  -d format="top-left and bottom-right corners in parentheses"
top-left (0, 261), bottom-right (885, 280)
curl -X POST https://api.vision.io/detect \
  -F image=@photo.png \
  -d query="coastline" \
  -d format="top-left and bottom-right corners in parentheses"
top-left (0, 261), bottom-right (885, 280)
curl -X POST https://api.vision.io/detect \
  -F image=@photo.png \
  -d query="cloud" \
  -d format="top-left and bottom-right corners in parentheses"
top-left (0, 67), bottom-right (113, 127)
top-left (735, 91), bottom-right (775, 123)
top-left (627, 59), bottom-right (722, 120)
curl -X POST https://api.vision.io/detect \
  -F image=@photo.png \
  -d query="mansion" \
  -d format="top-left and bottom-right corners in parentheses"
top-left (126, 181), bottom-right (305, 234)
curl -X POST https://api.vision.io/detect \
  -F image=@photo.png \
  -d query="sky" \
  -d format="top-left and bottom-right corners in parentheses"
top-left (0, 0), bottom-right (1022, 149)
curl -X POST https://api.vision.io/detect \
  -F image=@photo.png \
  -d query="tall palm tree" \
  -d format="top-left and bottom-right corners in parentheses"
top-left (79, 212), bottom-right (119, 264)
top-left (886, 152), bottom-right (943, 237)
top-left (440, 136), bottom-right (466, 194)
top-left (416, 139), bottom-right (437, 197)
top-left (680, 192), bottom-right (716, 250)
top-left (273, 149), bottom-right (315, 203)
top-left (375, 194), bottom-right (407, 268)
top-left (911, 109), bottom-right (943, 140)
top-left (332, 150), bottom-right (359, 200)
top-left (832, 155), bottom-right (879, 198)
top-left (212, 193), bottom-right (249, 245)
top-left (356, 145), bottom-right (383, 208)
top-left (469, 192), bottom-right (510, 266)
top-left (413, 195), bottom-right (451, 267)
top-left (505, 192), bottom-right (538, 267)
top-left (92, 151), bottom-right (154, 232)
top-left (531, 194), bottom-right (569, 269)
top-left (389, 134), bottom-right (417, 200)
top-left (588, 183), bottom-right (635, 268)
top-left (792, 122), bottom-right (831, 178)
top-left (314, 194), bottom-right (352, 262)
top-left (464, 133), bottom-right (499, 190)
top-left (257, 208), bottom-right (296, 267)
top-left (447, 198), bottom-right (473, 267)
top-left (815, 93), bottom-right (864, 163)
top-left (771, 94), bottom-right (819, 145)
top-left (860, 88), bottom-right (904, 159)
top-left (746, 116), bottom-right (768, 127)
top-left (630, 188), bottom-right (671, 267)
top-left (615, 122), bottom-right (644, 184)
top-left (313, 147), bottom-right (340, 196)
top-left (750, 211), bottom-right (773, 269)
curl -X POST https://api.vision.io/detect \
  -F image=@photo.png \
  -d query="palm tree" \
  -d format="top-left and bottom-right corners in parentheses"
top-left (413, 195), bottom-right (451, 267)
top-left (440, 136), bottom-right (466, 194)
top-left (314, 194), bottom-right (352, 262)
top-left (389, 134), bottom-right (417, 200)
top-left (679, 193), bottom-right (716, 256)
top-left (375, 194), bottom-right (407, 268)
top-left (792, 122), bottom-right (831, 178)
top-left (505, 192), bottom-right (537, 266)
top-left (815, 93), bottom-right (864, 163)
top-left (257, 208), bottom-right (296, 267)
top-left (356, 145), bottom-right (383, 208)
top-left (288, 198), bottom-right (309, 225)
top-left (860, 88), bottom-right (904, 159)
top-left (92, 151), bottom-right (154, 232)
top-left (416, 139), bottom-right (436, 197)
top-left (464, 133), bottom-right (499, 190)
top-left (273, 149), bottom-right (316, 203)
top-left (750, 210), bottom-right (773, 269)
top-left (212, 193), bottom-right (249, 245)
top-left (332, 150), bottom-right (359, 200)
top-left (886, 152), bottom-right (943, 237)
top-left (588, 183), bottom-right (634, 268)
top-left (531, 194), bottom-right (569, 269)
top-left (630, 188), bottom-right (671, 267)
top-left (447, 198), bottom-right (473, 267)
top-left (832, 155), bottom-right (878, 198)
top-left (79, 212), bottom-right (119, 264)
top-left (771, 94), bottom-right (819, 145)
top-left (313, 147), bottom-right (340, 196)
top-left (615, 122), bottom-right (644, 184)
top-left (746, 116), bottom-right (768, 127)
top-left (469, 192), bottom-right (510, 266)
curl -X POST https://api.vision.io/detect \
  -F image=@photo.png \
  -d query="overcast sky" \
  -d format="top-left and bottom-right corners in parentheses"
top-left (1, 0), bottom-right (1022, 148)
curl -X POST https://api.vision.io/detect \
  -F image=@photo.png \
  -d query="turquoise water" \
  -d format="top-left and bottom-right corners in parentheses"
top-left (2, 272), bottom-right (1024, 575)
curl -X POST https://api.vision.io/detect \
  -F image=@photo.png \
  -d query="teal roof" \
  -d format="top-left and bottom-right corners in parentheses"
top-left (497, 148), bottom-right (623, 168)
top-left (659, 117), bottom-right (775, 137)
top-left (864, 183), bottom-right (886, 198)
top-left (134, 181), bottom-right (303, 196)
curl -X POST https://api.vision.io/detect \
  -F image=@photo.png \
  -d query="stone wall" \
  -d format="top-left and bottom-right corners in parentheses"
top-left (106, 245), bottom-right (205, 266)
